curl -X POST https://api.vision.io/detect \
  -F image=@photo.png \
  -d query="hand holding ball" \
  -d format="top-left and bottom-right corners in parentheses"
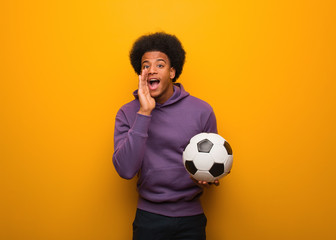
top-left (183, 133), bottom-right (233, 183)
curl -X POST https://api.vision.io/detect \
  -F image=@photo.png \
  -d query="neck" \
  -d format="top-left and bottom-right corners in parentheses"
top-left (155, 85), bottom-right (174, 104)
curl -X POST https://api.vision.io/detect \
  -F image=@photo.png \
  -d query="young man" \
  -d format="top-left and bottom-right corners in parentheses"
top-left (113, 32), bottom-right (219, 240)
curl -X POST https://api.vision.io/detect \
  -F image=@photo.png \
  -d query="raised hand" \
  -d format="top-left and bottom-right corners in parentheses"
top-left (137, 69), bottom-right (156, 116)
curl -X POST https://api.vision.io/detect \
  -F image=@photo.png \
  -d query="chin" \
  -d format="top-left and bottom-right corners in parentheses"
top-left (150, 91), bottom-right (161, 98)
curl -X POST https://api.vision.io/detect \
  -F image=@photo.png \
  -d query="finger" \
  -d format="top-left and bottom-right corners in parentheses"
top-left (198, 180), bottom-right (205, 186)
top-left (200, 181), bottom-right (209, 187)
top-left (138, 74), bottom-right (144, 90)
top-left (139, 69), bottom-right (148, 88)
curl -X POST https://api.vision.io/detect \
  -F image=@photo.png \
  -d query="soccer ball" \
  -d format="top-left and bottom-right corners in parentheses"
top-left (183, 133), bottom-right (233, 182)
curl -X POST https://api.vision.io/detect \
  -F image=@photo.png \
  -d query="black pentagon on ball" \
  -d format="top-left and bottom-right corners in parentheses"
top-left (209, 163), bottom-right (225, 177)
top-left (197, 139), bottom-right (214, 153)
top-left (185, 160), bottom-right (198, 175)
top-left (224, 141), bottom-right (233, 155)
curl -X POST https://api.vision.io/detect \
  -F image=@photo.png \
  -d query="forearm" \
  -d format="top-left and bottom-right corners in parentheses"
top-left (113, 113), bottom-right (151, 179)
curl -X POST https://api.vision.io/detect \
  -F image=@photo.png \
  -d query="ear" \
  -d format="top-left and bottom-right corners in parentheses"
top-left (170, 67), bottom-right (176, 80)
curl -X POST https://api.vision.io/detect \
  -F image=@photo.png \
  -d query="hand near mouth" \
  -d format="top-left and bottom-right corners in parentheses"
top-left (137, 69), bottom-right (156, 116)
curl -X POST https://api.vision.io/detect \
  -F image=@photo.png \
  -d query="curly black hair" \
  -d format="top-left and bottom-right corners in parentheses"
top-left (129, 32), bottom-right (186, 82)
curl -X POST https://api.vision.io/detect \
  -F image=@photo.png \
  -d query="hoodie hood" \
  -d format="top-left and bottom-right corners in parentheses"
top-left (133, 83), bottom-right (190, 107)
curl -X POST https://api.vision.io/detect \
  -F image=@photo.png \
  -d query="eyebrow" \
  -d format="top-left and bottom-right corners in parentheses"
top-left (142, 58), bottom-right (167, 64)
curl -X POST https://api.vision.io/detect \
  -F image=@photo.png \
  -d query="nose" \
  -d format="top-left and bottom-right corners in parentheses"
top-left (148, 66), bottom-right (157, 74)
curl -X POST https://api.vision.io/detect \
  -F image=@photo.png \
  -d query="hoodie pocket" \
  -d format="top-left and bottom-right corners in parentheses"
top-left (138, 166), bottom-right (202, 203)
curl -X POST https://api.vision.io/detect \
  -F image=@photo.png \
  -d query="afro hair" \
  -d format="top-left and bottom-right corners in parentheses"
top-left (129, 32), bottom-right (186, 82)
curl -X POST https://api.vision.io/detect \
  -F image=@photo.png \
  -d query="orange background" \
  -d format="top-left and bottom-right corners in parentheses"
top-left (1, 0), bottom-right (336, 239)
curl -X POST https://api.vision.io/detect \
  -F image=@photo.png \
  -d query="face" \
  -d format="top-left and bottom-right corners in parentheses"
top-left (141, 51), bottom-right (176, 104)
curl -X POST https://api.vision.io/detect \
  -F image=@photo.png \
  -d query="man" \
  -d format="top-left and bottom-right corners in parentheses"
top-left (113, 32), bottom-right (219, 240)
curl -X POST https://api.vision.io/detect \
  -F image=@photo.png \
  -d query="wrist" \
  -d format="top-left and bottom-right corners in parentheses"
top-left (137, 109), bottom-right (152, 116)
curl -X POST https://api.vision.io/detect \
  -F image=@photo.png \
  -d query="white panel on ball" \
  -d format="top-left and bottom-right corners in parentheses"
top-left (209, 144), bottom-right (228, 164)
top-left (207, 133), bottom-right (225, 144)
top-left (224, 155), bottom-right (233, 174)
top-left (182, 143), bottom-right (198, 160)
top-left (193, 153), bottom-right (215, 171)
top-left (193, 171), bottom-right (215, 182)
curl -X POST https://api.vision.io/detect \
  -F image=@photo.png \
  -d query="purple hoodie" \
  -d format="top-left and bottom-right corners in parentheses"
top-left (113, 83), bottom-right (217, 217)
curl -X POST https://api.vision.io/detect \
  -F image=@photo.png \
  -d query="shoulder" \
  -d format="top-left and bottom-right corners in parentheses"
top-left (116, 99), bottom-right (140, 124)
top-left (174, 83), bottom-right (213, 112)
top-left (183, 95), bottom-right (214, 112)
top-left (118, 99), bottom-right (140, 113)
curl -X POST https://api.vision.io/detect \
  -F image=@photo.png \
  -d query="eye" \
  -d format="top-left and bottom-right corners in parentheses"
top-left (157, 64), bottom-right (164, 68)
top-left (143, 65), bottom-right (149, 69)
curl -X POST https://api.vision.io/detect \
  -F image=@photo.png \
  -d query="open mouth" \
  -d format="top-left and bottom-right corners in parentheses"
top-left (148, 79), bottom-right (160, 90)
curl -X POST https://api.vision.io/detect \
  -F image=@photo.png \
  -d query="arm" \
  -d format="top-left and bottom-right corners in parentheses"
top-left (112, 69), bottom-right (155, 179)
top-left (113, 111), bottom-right (151, 179)
top-left (203, 109), bottom-right (218, 133)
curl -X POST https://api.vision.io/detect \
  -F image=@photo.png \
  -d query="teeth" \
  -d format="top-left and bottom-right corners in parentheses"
top-left (149, 79), bottom-right (159, 86)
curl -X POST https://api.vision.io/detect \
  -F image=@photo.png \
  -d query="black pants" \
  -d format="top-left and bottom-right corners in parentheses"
top-left (133, 209), bottom-right (207, 240)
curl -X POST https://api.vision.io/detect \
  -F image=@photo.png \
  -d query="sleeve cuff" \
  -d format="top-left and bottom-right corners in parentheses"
top-left (130, 113), bottom-right (152, 136)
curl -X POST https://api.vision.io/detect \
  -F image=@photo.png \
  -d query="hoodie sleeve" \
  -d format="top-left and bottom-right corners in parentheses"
top-left (203, 109), bottom-right (218, 134)
top-left (112, 110), bottom-right (151, 179)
